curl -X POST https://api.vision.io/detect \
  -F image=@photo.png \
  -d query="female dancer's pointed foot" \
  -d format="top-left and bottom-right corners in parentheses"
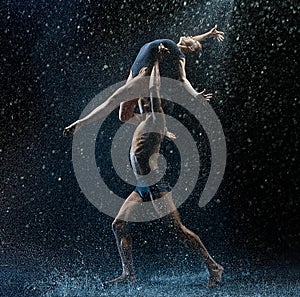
top-left (102, 273), bottom-right (136, 288)
top-left (207, 264), bottom-right (224, 288)
top-left (63, 120), bottom-right (81, 137)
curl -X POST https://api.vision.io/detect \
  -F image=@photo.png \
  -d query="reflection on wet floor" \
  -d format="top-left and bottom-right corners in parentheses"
top-left (1, 252), bottom-right (299, 297)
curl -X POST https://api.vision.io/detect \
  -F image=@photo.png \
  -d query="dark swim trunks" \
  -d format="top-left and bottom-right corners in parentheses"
top-left (134, 173), bottom-right (172, 202)
top-left (130, 153), bottom-right (172, 202)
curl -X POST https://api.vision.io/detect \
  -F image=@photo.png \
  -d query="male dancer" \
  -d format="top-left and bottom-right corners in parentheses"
top-left (64, 26), bottom-right (224, 287)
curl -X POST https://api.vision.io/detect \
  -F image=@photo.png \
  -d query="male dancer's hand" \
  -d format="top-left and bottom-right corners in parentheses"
top-left (196, 89), bottom-right (213, 105)
top-left (158, 43), bottom-right (170, 59)
top-left (166, 130), bottom-right (176, 140)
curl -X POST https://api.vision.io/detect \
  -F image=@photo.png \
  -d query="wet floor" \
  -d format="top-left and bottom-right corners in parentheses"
top-left (1, 250), bottom-right (299, 297)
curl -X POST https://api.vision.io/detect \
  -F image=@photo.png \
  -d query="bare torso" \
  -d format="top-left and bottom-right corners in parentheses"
top-left (130, 111), bottom-right (165, 175)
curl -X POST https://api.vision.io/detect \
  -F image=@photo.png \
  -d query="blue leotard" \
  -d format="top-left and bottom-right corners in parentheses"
top-left (131, 39), bottom-right (185, 78)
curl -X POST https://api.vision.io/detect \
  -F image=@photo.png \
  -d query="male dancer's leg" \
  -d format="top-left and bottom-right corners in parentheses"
top-left (152, 191), bottom-right (224, 287)
top-left (103, 191), bottom-right (142, 286)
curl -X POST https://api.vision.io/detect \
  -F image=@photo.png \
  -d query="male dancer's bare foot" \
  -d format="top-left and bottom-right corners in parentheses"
top-left (207, 264), bottom-right (224, 288)
top-left (102, 273), bottom-right (136, 288)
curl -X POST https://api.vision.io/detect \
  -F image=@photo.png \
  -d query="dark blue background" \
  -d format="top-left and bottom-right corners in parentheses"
top-left (1, 0), bottom-right (299, 264)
